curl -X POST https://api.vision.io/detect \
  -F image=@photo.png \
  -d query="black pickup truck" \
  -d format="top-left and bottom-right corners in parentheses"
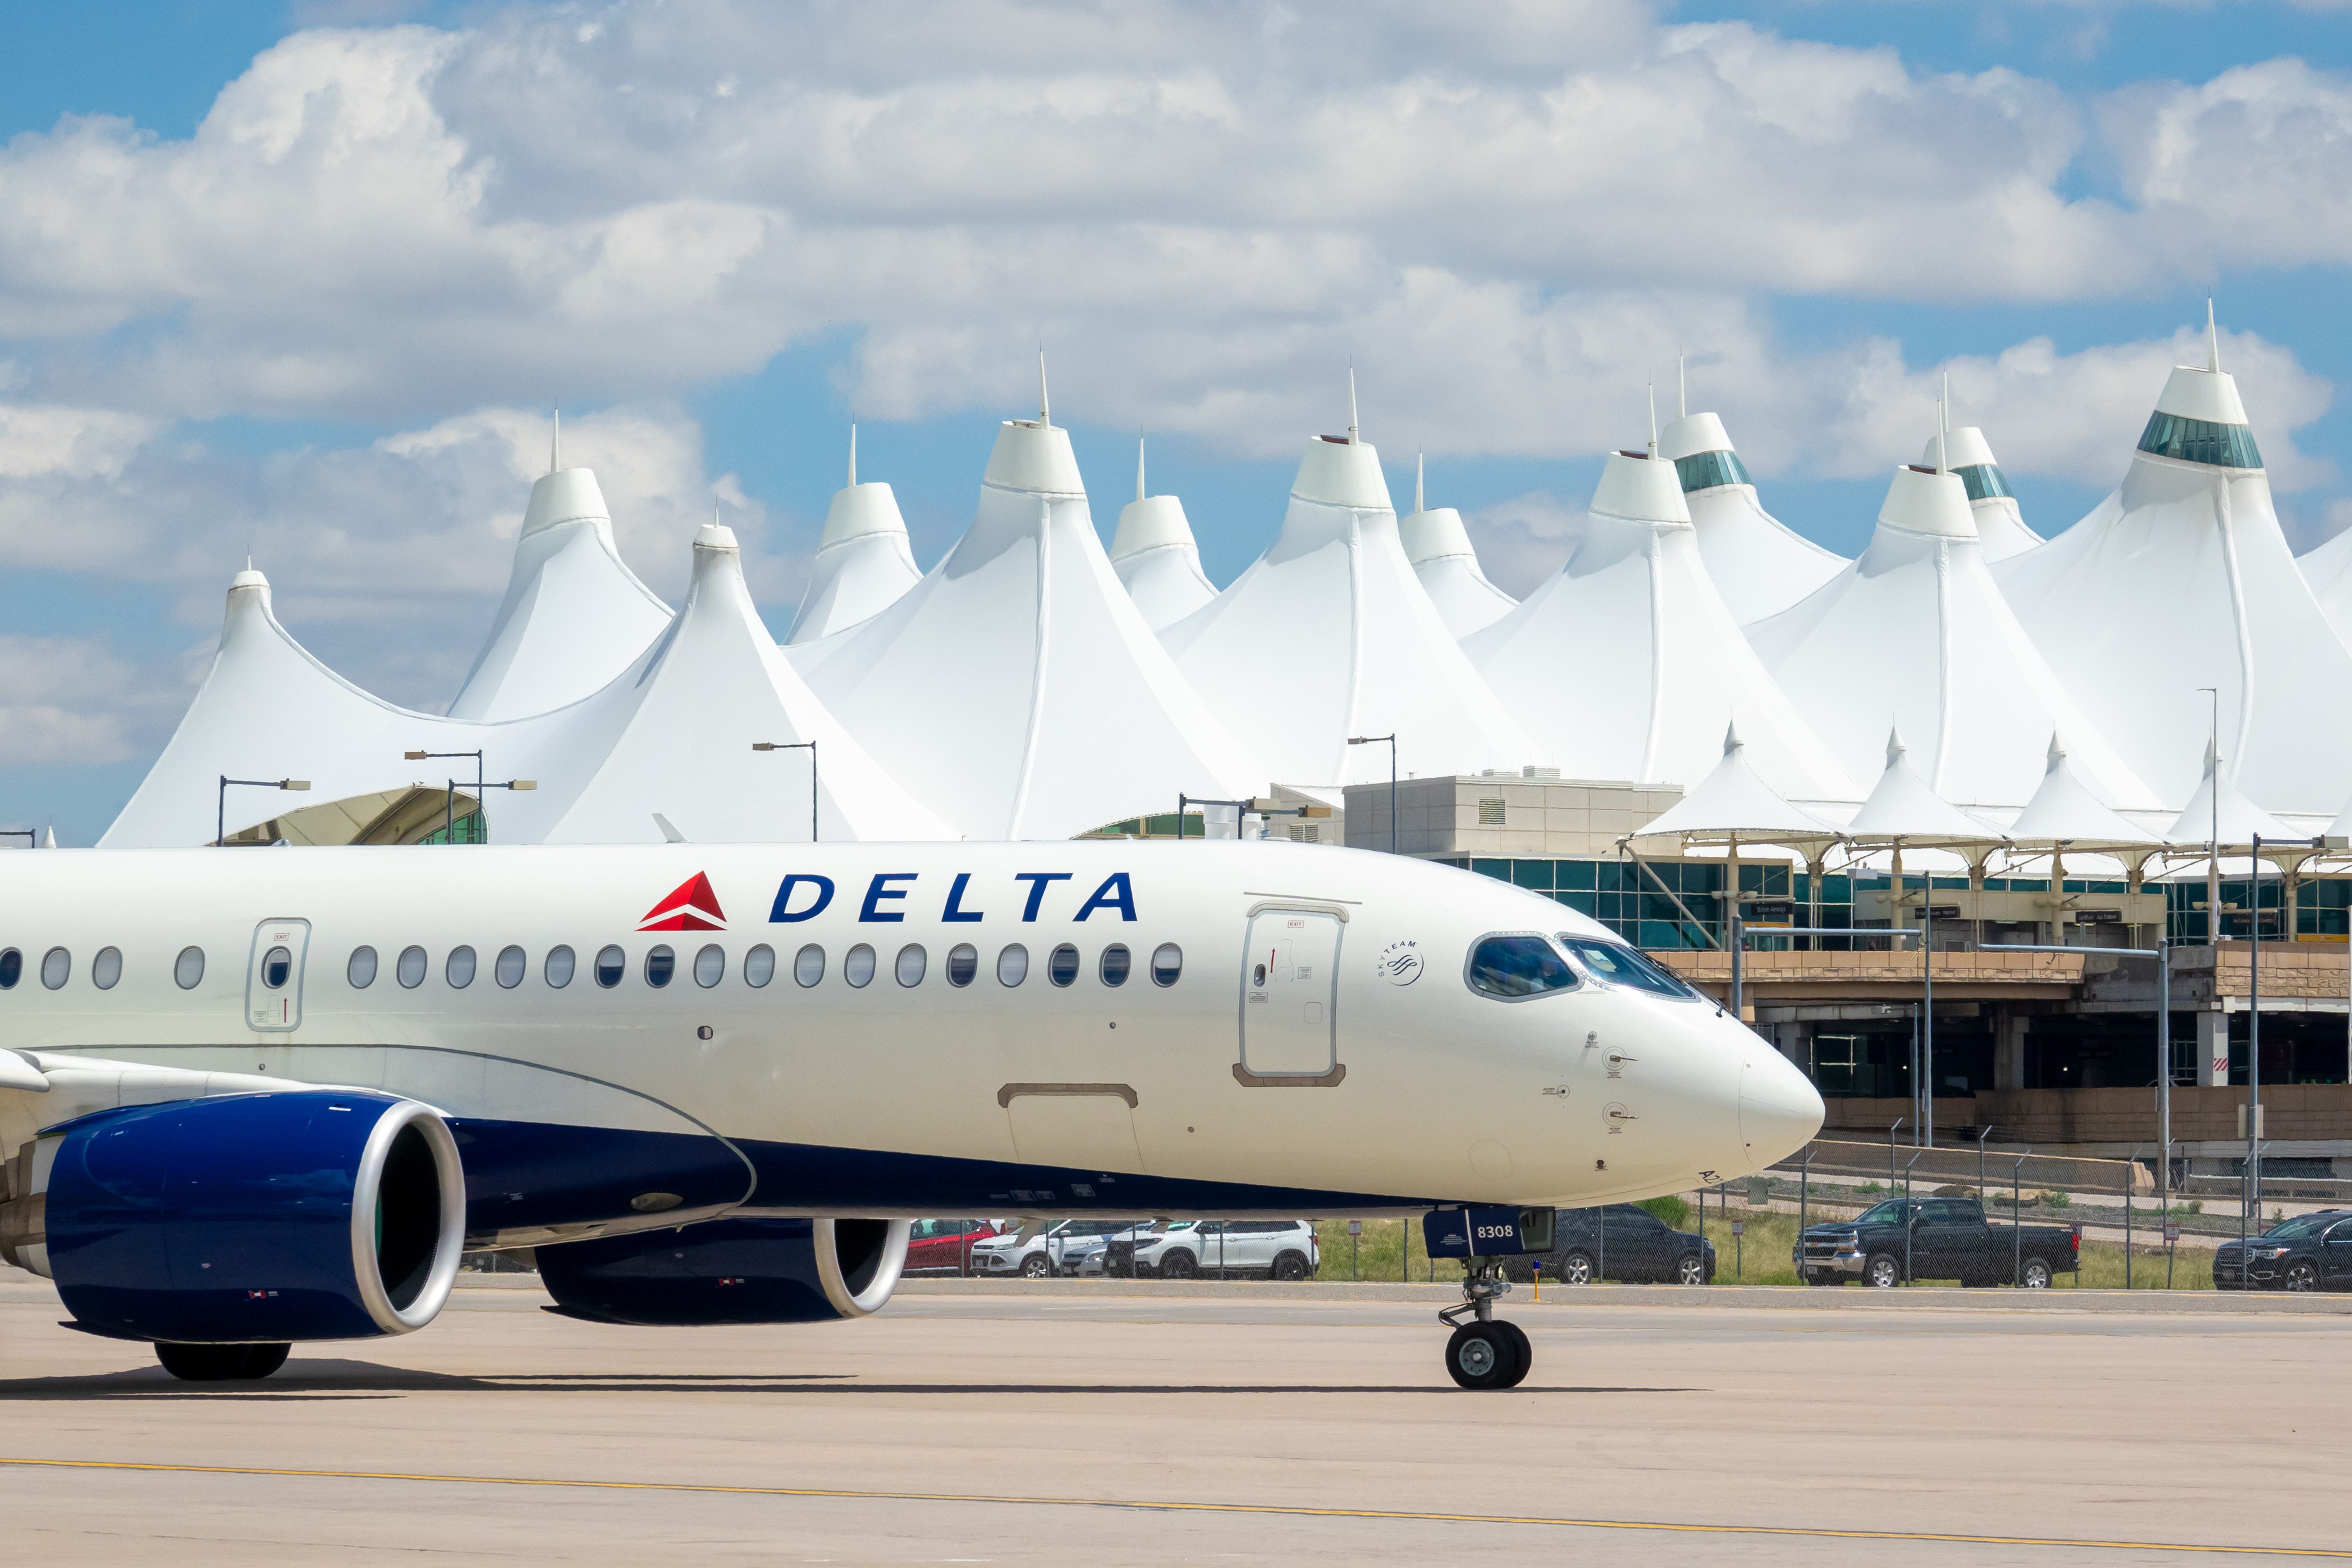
top-left (1797, 1196), bottom-right (2080, 1288)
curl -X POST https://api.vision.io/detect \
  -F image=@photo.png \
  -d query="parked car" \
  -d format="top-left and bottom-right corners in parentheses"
top-left (1505, 1203), bottom-right (1715, 1285)
top-left (2215, 1209), bottom-right (2352, 1291)
top-left (1135, 1220), bottom-right (1320, 1280)
top-left (904, 1219), bottom-right (1008, 1275)
top-left (969, 1219), bottom-right (1145, 1278)
top-left (1797, 1196), bottom-right (2078, 1288)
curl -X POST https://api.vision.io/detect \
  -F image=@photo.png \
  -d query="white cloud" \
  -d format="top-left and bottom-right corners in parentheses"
top-left (0, 405), bottom-right (155, 479)
top-left (0, 4), bottom-right (2337, 439)
top-left (0, 633), bottom-right (149, 765)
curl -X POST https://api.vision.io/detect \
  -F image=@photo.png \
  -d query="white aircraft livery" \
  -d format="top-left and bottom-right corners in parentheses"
top-left (0, 842), bottom-right (1822, 1389)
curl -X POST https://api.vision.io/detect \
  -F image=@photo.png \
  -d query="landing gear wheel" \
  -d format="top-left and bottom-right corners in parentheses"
top-left (1443, 1322), bottom-right (1522, 1390)
top-left (1492, 1319), bottom-right (1532, 1387)
top-left (155, 1342), bottom-right (290, 1382)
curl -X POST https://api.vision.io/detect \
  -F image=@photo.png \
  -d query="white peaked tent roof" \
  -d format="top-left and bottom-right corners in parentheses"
top-left (1400, 453), bottom-right (1515, 639)
top-left (447, 439), bottom-right (672, 720)
top-left (1659, 406), bottom-right (1845, 625)
top-left (1109, 438), bottom-right (1217, 632)
top-left (1161, 401), bottom-right (1530, 786)
top-left (786, 427), bottom-right (923, 645)
top-left (104, 567), bottom-right (567, 846)
top-left (1463, 442), bottom-right (1854, 799)
top-left (1629, 723), bottom-right (1839, 846)
top-left (2166, 740), bottom-right (2292, 845)
top-left (2005, 734), bottom-right (2159, 847)
top-left (794, 406), bottom-right (1260, 838)
top-left (1844, 728), bottom-right (2002, 845)
top-left (1747, 460), bottom-right (2158, 811)
top-left (541, 521), bottom-right (955, 844)
top-left (1923, 423), bottom-right (2041, 564)
top-left (2293, 523), bottom-right (2352, 652)
top-left (1996, 310), bottom-right (2352, 812)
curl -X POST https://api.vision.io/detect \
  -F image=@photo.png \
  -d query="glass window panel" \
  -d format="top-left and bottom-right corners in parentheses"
top-left (895, 944), bottom-right (926, 986)
top-left (445, 946), bottom-right (476, 988)
top-left (173, 946), bottom-right (203, 990)
top-left (794, 944), bottom-right (825, 987)
top-left (644, 945), bottom-right (674, 988)
top-left (997, 944), bottom-right (1029, 986)
top-left (1512, 861), bottom-right (1554, 890)
top-left (495, 945), bottom-right (526, 988)
top-left (843, 944), bottom-right (875, 988)
top-left (1466, 935), bottom-right (1578, 999)
top-left (2138, 410), bottom-right (2262, 470)
top-left (545, 945), bottom-right (575, 987)
top-left (744, 945), bottom-right (775, 988)
top-left (399, 946), bottom-right (429, 988)
top-left (1150, 943), bottom-right (1183, 987)
top-left (594, 945), bottom-right (624, 988)
top-left (1048, 944), bottom-right (1080, 987)
top-left (1672, 448), bottom-right (1752, 493)
top-left (347, 946), bottom-right (376, 989)
top-left (1099, 944), bottom-right (1131, 986)
top-left (694, 944), bottom-right (724, 987)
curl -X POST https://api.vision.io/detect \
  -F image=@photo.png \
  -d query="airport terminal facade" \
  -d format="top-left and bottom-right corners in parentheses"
top-left (77, 329), bottom-right (2352, 1174)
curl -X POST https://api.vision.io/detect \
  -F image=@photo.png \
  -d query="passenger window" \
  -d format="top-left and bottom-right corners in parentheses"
top-left (896, 944), bottom-right (926, 986)
top-left (595, 945), bottom-right (625, 988)
top-left (1099, 944), bottom-right (1131, 986)
top-left (263, 946), bottom-right (293, 989)
top-left (546, 945), bottom-right (576, 987)
top-left (645, 945), bottom-right (676, 988)
top-left (794, 944), bottom-right (825, 987)
top-left (844, 944), bottom-right (876, 988)
top-left (694, 944), bottom-right (725, 988)
top-left (1048, 944), bottom-right (1079, 987)
top-left (0, 947), bottom-right (17, 989)
top-left (41, 948), bottom-right (69, 990)
top-left (947, 943), bottom-right (978, 987)
top-left (744, 944), bottom-right (775, 988)
top-left (348, 946), bottom-right (377, 989)
top-left (175, 946), bottom-right (205, 990)
top-left (446, 946), bottom-right (476, 988)
top-left (92, 946), bottom-right (122, 990)
top-left (1466, 935), bottom-right (1576, 1000)
top-left (495, 945), bottom-right (526, 988)
top-left (1150, 943), bottom-right (1182, 987)
top-left (997, 944), bottom-right (1028, 987)
top-left (397, 946), bottom-right (428, 988)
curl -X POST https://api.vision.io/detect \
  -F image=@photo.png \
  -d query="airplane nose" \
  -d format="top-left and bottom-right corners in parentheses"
top-left (1740, 1044), bottom-right (1825, 1168)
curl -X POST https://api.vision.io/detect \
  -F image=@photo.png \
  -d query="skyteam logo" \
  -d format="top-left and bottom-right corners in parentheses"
top-left (639, 872), bottom-right (726, 932)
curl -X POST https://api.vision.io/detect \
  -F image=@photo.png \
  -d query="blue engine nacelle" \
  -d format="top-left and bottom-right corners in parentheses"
top-left (41, 1091), bottom-right (466, 1344)
top-left (537, 1217), bottom-right (911, 1325)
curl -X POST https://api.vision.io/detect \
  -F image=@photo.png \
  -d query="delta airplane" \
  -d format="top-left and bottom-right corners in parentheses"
top-left (0, 841), bottom-right (1822, 1390)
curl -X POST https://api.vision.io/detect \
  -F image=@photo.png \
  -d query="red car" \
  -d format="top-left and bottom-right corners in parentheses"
top-left (906, 1219), bottom-right (1008, 1275)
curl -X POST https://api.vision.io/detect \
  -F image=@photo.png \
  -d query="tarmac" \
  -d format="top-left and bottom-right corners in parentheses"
top-left (1, 1273), bottom-right (2344, 1565)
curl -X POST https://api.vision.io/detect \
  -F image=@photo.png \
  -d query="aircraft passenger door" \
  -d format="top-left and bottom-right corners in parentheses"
top-left (1240, 909), bottom-right (1343, 1081)
top-left (245, 918), bottom-right (311, 1033)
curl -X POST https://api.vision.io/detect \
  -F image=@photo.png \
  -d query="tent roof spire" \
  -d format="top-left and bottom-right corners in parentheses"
top-left (1415, 449), bottom-right (1425, 515)
top-left (1347, 362), bottom-right (1359, 445)
top-left (2208, 298), bottom-right (2221, 374)
top-left (550, 407), bottom-right (561, 475)
top-left (1135, 434), bottom-right (1146, 503)
top-left (1037, 348), bottom-right (1050, 428)
top-left (1646, 382), bottom-right (1659, 458)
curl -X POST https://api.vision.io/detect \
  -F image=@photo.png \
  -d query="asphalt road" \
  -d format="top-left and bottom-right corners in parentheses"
top-left (0, 1276), bottom-right (2342, 1565)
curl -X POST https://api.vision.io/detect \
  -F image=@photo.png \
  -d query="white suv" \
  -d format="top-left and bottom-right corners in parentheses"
top-left (971, 1220), bottom-right (1150, 1278)
top-left (1135, 1220), bottom-right (1320, 1281)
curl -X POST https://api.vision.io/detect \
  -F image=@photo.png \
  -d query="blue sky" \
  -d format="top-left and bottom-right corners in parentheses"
top-left (1, 1), bottom-right (2349, 841)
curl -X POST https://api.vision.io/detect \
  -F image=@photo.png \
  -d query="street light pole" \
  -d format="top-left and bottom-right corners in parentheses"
top-left (216, 775), bottom-right (310, 846)
top-left (751, 740), bottom-right (819, 841)
top-left (1347, 734), bottom-right (1398, 855)
top-left (404, 750), bottom-right (533, 843)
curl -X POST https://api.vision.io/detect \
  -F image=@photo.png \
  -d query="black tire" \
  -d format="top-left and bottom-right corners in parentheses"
top-left (1443, 1323), bottom-right (1518, 1390)
top-left (2286, 1260), bottom-right (2319, 1292)
top-left (1020, 1253), bottom-right (1049, 1278)
top-left (1272, 1251), bottom-right (1308, 1282)
top-left (1159, 1249), bottom-right (1198, 1280)
top-left (1493, 1320), bottom-right (1532, 1388)
top-left (1557, 1250), bottom-right (1595, 1286)
top-left (237, 1343), bottom-right (291, 1379)
top-left (155, 1342), bottom-right (279, 1382)
top-left (1865, 1252), bottom-right (1903, 1289)
top-left (1675, 1252), bottom-right (1706, 1286)
top-left (2020, 1257), bottom-right (2053, 1290)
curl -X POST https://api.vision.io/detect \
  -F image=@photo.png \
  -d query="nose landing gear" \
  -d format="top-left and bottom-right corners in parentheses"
top-left (1438, 1262), bottom-right (1530, 1389)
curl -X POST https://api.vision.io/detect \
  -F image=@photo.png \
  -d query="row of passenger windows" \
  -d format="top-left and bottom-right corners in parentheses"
top-left (1, 940), bottom-right (1185, 995)
top-left (341, 940), bottom-right (1185, 992)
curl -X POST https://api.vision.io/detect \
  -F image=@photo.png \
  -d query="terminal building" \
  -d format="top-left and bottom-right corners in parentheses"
top-left (76, 319), bottom-right (2352, 1175)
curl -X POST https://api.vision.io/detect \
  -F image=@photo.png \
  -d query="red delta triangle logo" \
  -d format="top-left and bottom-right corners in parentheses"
top-left (638, 872), bottom-right (726, 932)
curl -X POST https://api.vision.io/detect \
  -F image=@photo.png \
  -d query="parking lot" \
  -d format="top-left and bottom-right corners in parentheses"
top-left (2, 1274), bottom-right (2345, 1564)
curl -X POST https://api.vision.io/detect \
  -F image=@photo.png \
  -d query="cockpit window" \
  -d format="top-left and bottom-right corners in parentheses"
top-left (1465, 935), bottom-right (1579, 1000)
top-left (1557, 937), bottom-right (1701, 1000)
